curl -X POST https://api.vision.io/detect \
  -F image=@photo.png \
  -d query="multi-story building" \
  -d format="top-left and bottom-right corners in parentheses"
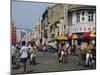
top-left (41, 4), bottom-right (96, 45)
top-left (33, 19), bottom-right (41, 45)
top-left (41, 8), bottom-right (48, 44)
top-left (16, 28), bottom-right (31, 43)
top-left (41, 4), bottom-right (68, 43)
top-left (68, 5), bottom-right (96, 34)
top-left (48, 4), bottom-right (65, 38)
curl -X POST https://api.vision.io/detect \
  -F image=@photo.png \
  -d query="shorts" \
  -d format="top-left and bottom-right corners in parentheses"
top-left (20, 58), bottom-right (27, 64)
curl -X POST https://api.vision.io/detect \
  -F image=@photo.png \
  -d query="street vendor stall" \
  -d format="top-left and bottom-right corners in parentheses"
top-left (54, 36), bottom-right (68, 49)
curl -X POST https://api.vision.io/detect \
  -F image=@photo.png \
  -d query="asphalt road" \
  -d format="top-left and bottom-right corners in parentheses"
top-left (11, 51), bottom-right (92, 75)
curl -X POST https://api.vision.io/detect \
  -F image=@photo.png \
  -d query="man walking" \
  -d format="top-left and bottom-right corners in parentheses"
top-left (19, 41), bottom-right (28, 73)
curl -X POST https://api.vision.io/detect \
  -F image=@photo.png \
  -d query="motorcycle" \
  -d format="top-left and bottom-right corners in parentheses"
top-left (58, 50), bottom-right (68, 63)
top-left (30, 51), bottom-right (37, 65)
top-left (86, 51), bottom-right (96, 69)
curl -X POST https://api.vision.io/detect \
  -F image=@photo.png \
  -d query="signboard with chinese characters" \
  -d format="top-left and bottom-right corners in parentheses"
top-left (70, 24), bottom-right (95, 33)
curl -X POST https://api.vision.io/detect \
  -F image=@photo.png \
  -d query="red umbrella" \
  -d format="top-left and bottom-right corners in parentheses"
top-left (81, 32), bottom-right (91, 38)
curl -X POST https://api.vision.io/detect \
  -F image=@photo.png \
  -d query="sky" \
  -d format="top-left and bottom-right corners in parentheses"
top-left (12, 0), bottom-right (49, 30)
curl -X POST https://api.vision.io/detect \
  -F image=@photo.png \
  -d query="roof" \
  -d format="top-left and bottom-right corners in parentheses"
top-left (68, 5), bottom-right (96, 12)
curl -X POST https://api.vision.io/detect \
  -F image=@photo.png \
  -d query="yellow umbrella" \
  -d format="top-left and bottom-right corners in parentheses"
top-left (90, 31), bottom-right (96, 38)
top-left (72, 34), bottom-right (78, 39)
top-left (54, 36), bottom-right (68, 41)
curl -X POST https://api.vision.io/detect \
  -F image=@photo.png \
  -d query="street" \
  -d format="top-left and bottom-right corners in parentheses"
top-left (11, 51), bottom-right (91, 75)
top-left (11, 2), bottom-right (96, 75)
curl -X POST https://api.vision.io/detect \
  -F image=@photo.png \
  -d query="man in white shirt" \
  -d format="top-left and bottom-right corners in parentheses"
top-left (20, 41), bottom-right (28, 73)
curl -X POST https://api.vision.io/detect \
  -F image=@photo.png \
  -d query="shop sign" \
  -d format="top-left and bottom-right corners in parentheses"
top-left (70, 25), bottom-right (95, 33)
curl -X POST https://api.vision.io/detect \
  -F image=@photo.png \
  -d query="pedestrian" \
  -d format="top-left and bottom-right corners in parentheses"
top-left (62, 44), bottom-right (68, 63)
top-left (76, 46), bottom-right (83, 65)
top-left (86, 51), bottom-right (93, 68)
top-left (43, 43), bottom-right (46, 55)
top-left (71, 44), bottom-right (76, 55)
top-left (19, 41), bottom-right (29, 73)
top-left (11, 44), bottom-right (16, 65)
top-left (85, 51), bottom-right (90, 66)
top-left (57, 50), bottom-right (61, 62)
top-left (68, 46), bottom-right (71, 55)
top-left (28, 44), bottom-right (33, 64)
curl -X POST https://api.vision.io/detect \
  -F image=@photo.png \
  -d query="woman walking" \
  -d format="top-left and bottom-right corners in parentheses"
top-left (19, 41), bottom-right (28, 73)
top-left (43, 43), bottom-right (46, 55)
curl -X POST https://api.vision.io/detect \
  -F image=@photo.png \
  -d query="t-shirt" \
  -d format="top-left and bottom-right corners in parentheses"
top-left (20, 46), bottom-right (28, 58)
top-left (28, 45), bottom-right (33, 52)
top-left (43, 46), bottom-right (46, 51)
top-left (33, 45), bottom-right (36, 49)
top-left (66, 43), bottom-right (69, 48)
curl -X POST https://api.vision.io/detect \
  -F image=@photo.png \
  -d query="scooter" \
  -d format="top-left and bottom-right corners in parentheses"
top-left (58, 50), bottom-right (68, 63)
top-left (86, 51), bottom-right (95, 69)
top-left (30, 51), bottom-right (37, 65)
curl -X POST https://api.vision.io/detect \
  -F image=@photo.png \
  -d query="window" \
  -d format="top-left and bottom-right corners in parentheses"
top-left (64, 25), bottom-right (66, 29)
top-left (91, 15), bottom-right (93, 21)
top-left (82, 17), bottom-right (84, 21)
top-left (65, 12), bottom-right (67, 15)
top-left (76, 12), bottom-right (80, 23)
top-left (88, 16), bottom-right (91, 21)
top-left (88, 11), bottom-right (94, 22)
top-left (82, 11), bottom-right (85, 21)
top-left (82, 12), bottom-right (85, 16)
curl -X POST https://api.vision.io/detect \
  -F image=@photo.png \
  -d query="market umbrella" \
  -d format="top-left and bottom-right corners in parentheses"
top-left (72, 34), bottom-right (80, 39)
top-left (72, 34), bottom-right (77, 39)
top-left (48, 38), bottom-right (55, 42)
top-left (81, 32), bottom-right (91, 38)
top-left (54, 36), bottom-right (68, 41)
top-left (68, 34), bottom-right (73, 39)
top-left (68, 34), bottom-right (81, 39)
top-left (90, 31), bottom-right (96, 38)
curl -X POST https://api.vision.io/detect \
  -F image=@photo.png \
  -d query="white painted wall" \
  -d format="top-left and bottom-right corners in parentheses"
top-left (69, 10), bottom-right (96, 33)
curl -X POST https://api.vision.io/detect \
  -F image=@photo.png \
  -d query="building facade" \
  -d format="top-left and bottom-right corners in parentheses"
top-left (32, 19), bottom-right (41, 45)
top-left (41, 9), bottom-right (48, 44)
top-left (11, 21), bottom-right (16, 45)
top-left (41, 4), bottom-right (68, 43)
top-left (68, 5), bottom-right (96, 34)
top-left (41, 4), bottom-right (96, 45)
top-left (48, 4), bottom-right (65, 38)
top-left (16, 28), bottom-right (31, 43)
